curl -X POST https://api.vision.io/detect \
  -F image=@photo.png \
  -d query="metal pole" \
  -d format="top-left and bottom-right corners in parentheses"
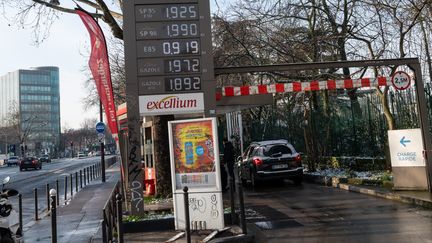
top-left (102, 218), bottom-right (107, 243)
top-left (34, 188), bottom-right (38, 221)
top-left (183, 187), bottom-right (191, 243)
top-left (236, 181), bottom-right (247, 234)
top-left (56, 180), bottom-right (59, 206)
top-left (46, 184), bottom-right (50, 211)
top-left (80, 170), bottom-right (83, 188)
top-left (75, 172), bottom-right (78, 192)
top-left (70, 174), bottom-right (73, 197)
top-left (87, 167), bottom-right (90, 183)
top-left (50, 189), bottom-right (57, 243)
top-left (84, 169), bottom-right (87, 186)
top-left (229, 178), bottom-right (236, 224)
top-left (116, 194), bottom-right (123, 243)
top-left (100, 99), bottom-right (106, 183)
top-left (18, 194), bottom-right (22, 236)
top-left (64, 177), bottom-right (68, 203)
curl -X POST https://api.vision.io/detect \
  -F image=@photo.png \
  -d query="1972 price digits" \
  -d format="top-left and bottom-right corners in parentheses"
top-left (165, 77), bottom-right (201, 91)
top-left (165, 58), bottom-right (200, 73)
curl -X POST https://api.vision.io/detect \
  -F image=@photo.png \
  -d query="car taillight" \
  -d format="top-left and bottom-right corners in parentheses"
top-left (253, 157), bottom-right (263, 167)
top-left (32, 160), bottom-right (36, 164)
top-left (294, 154), bottom-right (302, 166)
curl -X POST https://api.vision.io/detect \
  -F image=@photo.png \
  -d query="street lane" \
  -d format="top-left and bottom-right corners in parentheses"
top-left (0, 156), bottom-right (110, 228)
top-left (243, 181), bottom-right (432, 242)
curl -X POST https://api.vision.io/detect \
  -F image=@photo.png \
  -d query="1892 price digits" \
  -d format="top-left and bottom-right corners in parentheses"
top-left (165, 77), bottom-right (201, 91)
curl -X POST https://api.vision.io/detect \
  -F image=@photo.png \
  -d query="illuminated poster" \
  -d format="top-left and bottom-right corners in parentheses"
top-left (169, 118), bottom-right (220, 190)
top-left (169, 117), bottom-right (224, 230)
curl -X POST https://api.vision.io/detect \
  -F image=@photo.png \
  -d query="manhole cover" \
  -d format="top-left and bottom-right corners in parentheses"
top-left (255, 219), bottom-right (303, 230)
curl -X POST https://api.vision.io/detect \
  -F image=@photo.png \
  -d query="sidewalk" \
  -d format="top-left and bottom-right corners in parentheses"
top-left (23, 163), bottom-right (120, 243)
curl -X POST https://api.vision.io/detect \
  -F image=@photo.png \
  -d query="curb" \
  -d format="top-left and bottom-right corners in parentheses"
top-left (304, 174), bottom-right (432, 208)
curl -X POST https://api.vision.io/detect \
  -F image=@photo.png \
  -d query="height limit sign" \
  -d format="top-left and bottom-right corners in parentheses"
top-left (391, 71), bottom-right (411, 91)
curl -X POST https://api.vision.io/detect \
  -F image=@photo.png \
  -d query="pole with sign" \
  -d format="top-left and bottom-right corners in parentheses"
top-left (96, 121), bottom-right (106, 183)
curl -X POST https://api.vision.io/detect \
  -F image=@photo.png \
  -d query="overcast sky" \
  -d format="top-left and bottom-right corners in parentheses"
top-left (0, 1), bottom-right (226, 131)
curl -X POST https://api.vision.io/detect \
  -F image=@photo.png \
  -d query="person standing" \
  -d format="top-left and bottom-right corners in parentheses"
top-left (223, 138), bottom-right (236, 185)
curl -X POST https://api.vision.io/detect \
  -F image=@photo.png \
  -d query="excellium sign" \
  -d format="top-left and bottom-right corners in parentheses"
top-left (139, 93), bottom-right (204, 115)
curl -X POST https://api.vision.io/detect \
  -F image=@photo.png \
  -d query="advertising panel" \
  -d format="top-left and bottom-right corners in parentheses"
top-left (168, 118), bottom-right (224, 230)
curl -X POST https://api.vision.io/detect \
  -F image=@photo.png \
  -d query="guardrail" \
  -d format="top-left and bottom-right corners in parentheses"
top-left (102, 180), bottom-right (123, 243)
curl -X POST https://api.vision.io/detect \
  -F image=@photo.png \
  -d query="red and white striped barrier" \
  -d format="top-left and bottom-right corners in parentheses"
top-left (217, 77), bottom-right (391, 99)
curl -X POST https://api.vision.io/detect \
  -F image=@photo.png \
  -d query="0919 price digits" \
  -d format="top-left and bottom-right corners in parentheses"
top-left (165, 77), bottom-right (201, 92)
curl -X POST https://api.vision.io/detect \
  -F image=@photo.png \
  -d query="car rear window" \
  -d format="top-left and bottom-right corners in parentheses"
top-left (263, 145), bottom-right (293, 156)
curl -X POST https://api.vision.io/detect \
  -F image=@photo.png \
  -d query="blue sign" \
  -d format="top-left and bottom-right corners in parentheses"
top-left (96, 122), bottom-right (105, 134)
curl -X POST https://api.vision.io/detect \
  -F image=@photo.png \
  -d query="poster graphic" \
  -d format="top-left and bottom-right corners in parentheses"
top-left (171, 119), bottom-right (218, 189)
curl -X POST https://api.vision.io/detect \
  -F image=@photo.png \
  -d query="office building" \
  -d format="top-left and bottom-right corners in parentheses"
top-left (0, 66), bottom-right (60, 155)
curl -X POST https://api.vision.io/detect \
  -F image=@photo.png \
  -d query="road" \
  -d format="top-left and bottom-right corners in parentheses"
top-left (243, 181), bottom-right (432, 242)
top-left (0, 156), bottom-right (106, 228)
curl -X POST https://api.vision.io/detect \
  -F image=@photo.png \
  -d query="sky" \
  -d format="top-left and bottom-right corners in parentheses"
top-left (0, 0), bottom-right (226, 131)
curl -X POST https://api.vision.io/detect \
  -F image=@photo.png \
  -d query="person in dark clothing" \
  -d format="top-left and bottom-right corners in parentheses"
top-left (223, 138), bottom-right (236, 185)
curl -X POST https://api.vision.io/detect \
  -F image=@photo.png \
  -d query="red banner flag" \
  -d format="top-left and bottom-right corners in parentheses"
top-left (75, 8), bottom-right (118, 137)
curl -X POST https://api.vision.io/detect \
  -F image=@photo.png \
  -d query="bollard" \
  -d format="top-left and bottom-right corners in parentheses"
top-left (18, 194), bottom-right (22, 236)
top-left (70, 174), bottom-right (73, 197)
top-left (50, 189), bottom-right (57, 243)
top-left (183, 187), bottom-right (191, 243)
top-left (75, 172), bottom-right (78, 192)
top-left (116, 194), bottom-right (123, 243)
top-left (236, 181), bottom-right (247, 234)
top-left (34, 188), bottom-right (38, 221)
top-left (87, 167), bottom-right (90, 183)
top-left (83, 169), bottom-right (87, 186)
top-left (46, 183), bottom-right (50, 211)
top-left (229, 178), bottom-right (236, 224)
top-left (56, 180), bottom-right (59, 206)
top-left (64, 177), bottom-right (68, 203)
top-left (80, 170), bottom-right (83, 188)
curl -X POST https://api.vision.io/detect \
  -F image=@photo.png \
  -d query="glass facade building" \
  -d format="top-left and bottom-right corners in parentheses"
top-left (0, 67), bottom-right (60, 155)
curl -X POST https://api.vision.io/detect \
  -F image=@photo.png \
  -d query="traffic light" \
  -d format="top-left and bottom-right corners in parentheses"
top-left (20, 146), bottom-right (24, 156)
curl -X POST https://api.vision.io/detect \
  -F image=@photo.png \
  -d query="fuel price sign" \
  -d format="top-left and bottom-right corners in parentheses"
top-left (125, 0), bottom-right (215, 98)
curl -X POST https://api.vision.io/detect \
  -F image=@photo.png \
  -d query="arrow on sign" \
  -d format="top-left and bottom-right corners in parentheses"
top-left (400, 136), bottom-right (411, 147)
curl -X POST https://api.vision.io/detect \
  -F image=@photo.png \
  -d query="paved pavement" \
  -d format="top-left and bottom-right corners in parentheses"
top-left (21, 167), bottom-right (432, 243)
top-left (23, 163), bottom-right (120, 243)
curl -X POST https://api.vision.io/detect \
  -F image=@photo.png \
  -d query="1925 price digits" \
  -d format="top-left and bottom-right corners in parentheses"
top-left (164, 5), bottom-right (198, 19)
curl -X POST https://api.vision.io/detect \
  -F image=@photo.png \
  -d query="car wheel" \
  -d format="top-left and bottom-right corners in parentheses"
top-left (293, 176), bottom-right (303, 185)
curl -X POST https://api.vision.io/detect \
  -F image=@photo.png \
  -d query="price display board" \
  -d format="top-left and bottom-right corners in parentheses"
top-left (124, 0), bottom-right (215, 104)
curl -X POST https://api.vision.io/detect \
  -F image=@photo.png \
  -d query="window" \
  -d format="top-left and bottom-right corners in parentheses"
top-left (263, 145), bottom-right (292, 156)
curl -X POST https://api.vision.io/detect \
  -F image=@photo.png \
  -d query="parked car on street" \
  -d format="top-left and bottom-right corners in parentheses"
top-left (19, 157), bottom-right (42, 171)
top-left (237, 139), bottom-right (303, 186)
top-left (6, 156), bottom-right (20, 166)
top-left (39, 154), bottom-right (51, 163)
top-left (77, 153), bottom-right (86, 159)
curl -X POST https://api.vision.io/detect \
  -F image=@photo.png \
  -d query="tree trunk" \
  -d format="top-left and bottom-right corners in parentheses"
top-left (153, 115), bottom-right (174, 197)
